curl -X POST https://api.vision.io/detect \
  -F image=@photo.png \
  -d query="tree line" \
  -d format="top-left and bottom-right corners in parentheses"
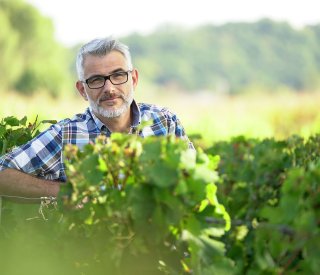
top-left (0, 0), bottom-right (73, 97)
top-left (1, 0), bottom-right (320, 95)
top-left (123, 20), bottom-right (320, 93)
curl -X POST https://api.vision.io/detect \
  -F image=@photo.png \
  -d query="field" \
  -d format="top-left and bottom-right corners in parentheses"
top-left (1, 88), bottom-right (320, 274)
top-left (1, 88), bottom-right (320, 145)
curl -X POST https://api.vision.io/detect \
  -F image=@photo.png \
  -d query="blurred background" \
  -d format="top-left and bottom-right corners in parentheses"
top-left (1, 0), bottom-right (320, 144)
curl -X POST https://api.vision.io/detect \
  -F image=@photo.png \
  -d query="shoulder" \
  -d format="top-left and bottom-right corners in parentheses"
top-left (32, 109), bottom-right (94, 141)
top-left (138, 103), bottom-right (177, 120)
top-left (54, 108), bottom-right (98, 135)
top-left (57, 108), bottom-right (92, 127)
top-left (137, 102), bottom-right (186, 137)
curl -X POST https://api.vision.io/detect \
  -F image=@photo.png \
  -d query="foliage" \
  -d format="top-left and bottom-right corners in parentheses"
top-left (57, 134), bottom-right (231, 274)
top-left (123, 19), bottom-right (320, 93)
top-left (0, 0), bottom-right (73, 96)
top-left (1, 115), bottom-right (320, 274)
top-left (0, 115), bottom-right (56, 155)
top-left (0, 117), bottom-right (231, 274)
top-left (2, 0), bottom-right (320, 95)
top-left (206, 135), bottom-right (320, 274)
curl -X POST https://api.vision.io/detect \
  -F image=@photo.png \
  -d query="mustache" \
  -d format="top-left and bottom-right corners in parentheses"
top-left (98, 92), bottom-right (125, 102)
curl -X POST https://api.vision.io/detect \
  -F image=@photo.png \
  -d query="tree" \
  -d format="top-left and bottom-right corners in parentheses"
top-left (0, 0), bottom-right (72, 96)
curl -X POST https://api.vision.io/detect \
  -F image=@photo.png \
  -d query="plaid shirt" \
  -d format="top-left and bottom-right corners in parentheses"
top-left (0, 101), bottom-right (193, 182)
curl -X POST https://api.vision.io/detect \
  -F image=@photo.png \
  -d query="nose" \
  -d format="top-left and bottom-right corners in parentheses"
top-left (103, 78), bottom-right (115, 92)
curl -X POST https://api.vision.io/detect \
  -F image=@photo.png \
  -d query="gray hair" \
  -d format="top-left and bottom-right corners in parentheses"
top-left (76, 37), bottom-right (133, 80)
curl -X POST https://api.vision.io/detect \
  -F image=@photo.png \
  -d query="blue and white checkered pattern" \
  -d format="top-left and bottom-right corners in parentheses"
top-left (0, 101), bottom-right (193, 181)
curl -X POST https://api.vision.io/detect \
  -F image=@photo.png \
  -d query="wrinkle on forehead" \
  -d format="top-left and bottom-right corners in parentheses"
top-left (83, 51), bottom-right (129, 78)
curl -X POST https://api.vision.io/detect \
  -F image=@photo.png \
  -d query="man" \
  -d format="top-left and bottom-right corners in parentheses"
top-left (0, 37), bottom-right (194, 200)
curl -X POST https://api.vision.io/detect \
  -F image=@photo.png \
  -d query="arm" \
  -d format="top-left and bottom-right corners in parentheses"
top-left (0, 123), bottom-right (64, 203)
top-left (0, 168), bottom-right (61, 203)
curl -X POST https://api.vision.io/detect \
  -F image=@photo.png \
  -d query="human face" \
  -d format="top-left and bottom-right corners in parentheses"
top-left (87, 88), bottom-right (133, 118)
top-left (76, 51), bottom-right (138, 118)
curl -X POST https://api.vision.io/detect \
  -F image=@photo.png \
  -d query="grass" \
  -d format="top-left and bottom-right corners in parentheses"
top-left (142, 89), bottom-right (320, 144)
top-left (1, 88), bottom-right (320, 145)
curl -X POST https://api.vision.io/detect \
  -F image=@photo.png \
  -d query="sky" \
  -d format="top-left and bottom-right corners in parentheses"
top-left (26, 0), bottom-right (320, 47)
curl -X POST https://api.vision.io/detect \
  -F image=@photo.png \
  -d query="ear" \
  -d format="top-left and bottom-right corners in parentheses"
top-left (76, 81), bottom-right (88, 101)
top-left (131, 68), bottom-right (139, 89)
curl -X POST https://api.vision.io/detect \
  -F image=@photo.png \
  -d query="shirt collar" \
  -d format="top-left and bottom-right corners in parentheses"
top-left (131, 100), bottom-right (141, 127)
top-left (87, 100), bottom-right (141, 132)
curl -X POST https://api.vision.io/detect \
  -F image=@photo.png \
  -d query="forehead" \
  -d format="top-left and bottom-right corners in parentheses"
top-left (83, 51), bottom-right (127, 76)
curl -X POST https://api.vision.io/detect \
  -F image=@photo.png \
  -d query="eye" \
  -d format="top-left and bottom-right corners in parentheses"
top-left (111, 72), bottom-right (126, 80)
top-left (87, 76), bottom-right (104, 85)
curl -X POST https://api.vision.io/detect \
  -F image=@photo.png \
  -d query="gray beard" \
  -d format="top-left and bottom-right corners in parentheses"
top-left (88, 90), bottom-right (134, 118)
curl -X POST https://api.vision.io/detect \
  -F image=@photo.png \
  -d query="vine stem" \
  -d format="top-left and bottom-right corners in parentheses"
top-left (280, 249), bottom-right (301, 274)
top-left (0, 196), bottom-right (57, 225)
top-left (1, 139), bottom-right (7, 156)
top-left (0, 196), bottom-right (2, 226)
top-left (1, 135), bottom-right (8, 226)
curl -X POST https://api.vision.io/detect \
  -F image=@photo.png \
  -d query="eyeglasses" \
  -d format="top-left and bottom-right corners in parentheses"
top-left (83, 70), bottom-right (132, 89)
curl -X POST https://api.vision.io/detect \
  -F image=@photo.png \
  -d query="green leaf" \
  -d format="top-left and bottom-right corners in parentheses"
top-left (80, 154), bottom-right (103, 185)
top-left (19, 116), bottom-right (28, 126)
top-left (193, 165), bottom-right (219, 184)
top-left (0, 125), bottom-right (6, 137)
top-left (180, 148), bottom-right (197, 170)
top-left (4, 116), bottom-right (20, 126)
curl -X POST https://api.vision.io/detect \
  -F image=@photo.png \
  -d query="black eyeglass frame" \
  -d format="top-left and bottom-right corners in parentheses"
top-left (83, 70), bottom-right (132, 89)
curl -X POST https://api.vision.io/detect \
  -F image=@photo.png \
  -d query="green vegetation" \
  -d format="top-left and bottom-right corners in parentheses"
top-left (0, 0), bottom-right (73, 96)
top-left (0, 116), bottom-right (319, 274)
top-left (0, 3), bottom-right (320, 273)
top-left (1, 0), bottom-right (320, 95)
top-left (123, 20), bottom-right (320, 93)
top-left (205, 135), bottom-right (320, 274)
top-left (1, 90), bottom-right (320, 145)
top-left (0, 120), bottom-right (231, 274)
top-left (0, 115), bottom-right (56, 155)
